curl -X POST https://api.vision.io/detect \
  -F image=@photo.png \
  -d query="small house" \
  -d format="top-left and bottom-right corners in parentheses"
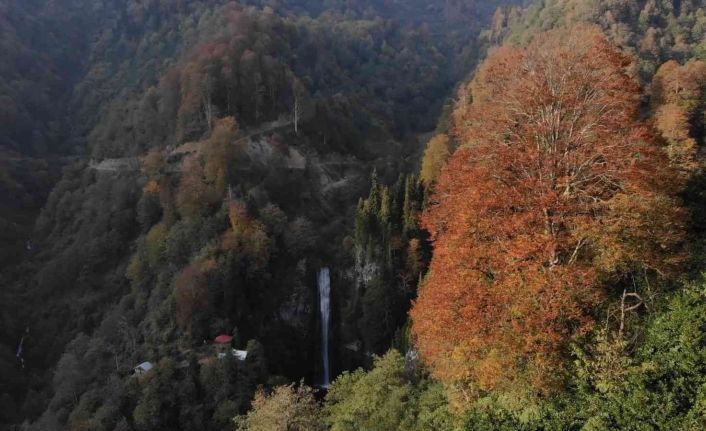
top-left (133, 361), bottom-right (153, 376)
top-left (213, 335), bottom-right (247, 360)
top-left (213, 335), bottom-right (233, 353)
top-left (217, 349), bottom-right (248, 361)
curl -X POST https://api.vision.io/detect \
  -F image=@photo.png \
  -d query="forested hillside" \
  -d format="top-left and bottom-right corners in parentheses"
top-left (308, 1), bottom-right (706, 430)
top-left (5, 0), bottom-right (706, 430)
top-left (0, 1), bottom-right (520, 430)
top-left (489, 0), bottom-right (706, 77)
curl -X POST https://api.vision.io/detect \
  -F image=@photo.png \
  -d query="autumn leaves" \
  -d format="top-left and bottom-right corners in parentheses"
top-left (411, 27), bottom-right (689, 406)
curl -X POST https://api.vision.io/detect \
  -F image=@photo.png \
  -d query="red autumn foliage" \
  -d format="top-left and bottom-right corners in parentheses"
top-left (411, 27), bottom-right (687, 403)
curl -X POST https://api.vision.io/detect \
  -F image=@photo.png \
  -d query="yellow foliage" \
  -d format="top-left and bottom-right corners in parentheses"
top-left (143, 179), bottom-right (160, 194)
top-left (228, 201), bottom-right (251, 234)
top-left (126, 252), bottom-right (147, 283)
top-left (420, 134), bottom-right (452, 186)
top-left (145, 223), bottom-right (168, 268)
top-left (651, 60), bottom-right (705, 176)
top-left (655, 103), bottom-right (699, 172)
top-left (223, 201), bottom-right (271, 271)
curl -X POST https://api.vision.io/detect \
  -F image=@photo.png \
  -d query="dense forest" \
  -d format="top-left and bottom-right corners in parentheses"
top-left (3, 0), bottom-right (706, 430)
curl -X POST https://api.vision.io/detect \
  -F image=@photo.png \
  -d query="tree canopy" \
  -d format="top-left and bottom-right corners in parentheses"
top-left (412, 26), bottom-right (688, 404)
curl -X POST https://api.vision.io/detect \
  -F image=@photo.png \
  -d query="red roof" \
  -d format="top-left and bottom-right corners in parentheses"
top-left (214, 335), bottom-right (233, 344)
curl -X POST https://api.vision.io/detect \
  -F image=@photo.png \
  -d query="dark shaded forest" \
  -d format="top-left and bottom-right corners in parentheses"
top-left (0, 1), bottom-right (518, 430)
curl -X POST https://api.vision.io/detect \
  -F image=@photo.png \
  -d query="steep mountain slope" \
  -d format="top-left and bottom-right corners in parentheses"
top-left (249, 0), bottom-right (706, 428)
top-left (0, 1), bottom-right (519, 430)
top-left (249, 1), bottom-right (706, 429)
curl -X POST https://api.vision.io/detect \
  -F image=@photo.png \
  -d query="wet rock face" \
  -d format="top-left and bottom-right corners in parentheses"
top-left (278, 287), bottom-right (312, 329)
top-left (356, 261), bottom-right (381, 287)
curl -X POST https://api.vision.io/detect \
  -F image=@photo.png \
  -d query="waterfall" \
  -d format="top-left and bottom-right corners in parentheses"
top-left (318, 267), bottom-right (331, 387)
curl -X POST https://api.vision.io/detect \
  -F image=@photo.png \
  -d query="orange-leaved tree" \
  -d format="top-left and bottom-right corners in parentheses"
top-left (411, 26), bottom-right (687, 405)
top-left (651, 59), bottom-right (706, 174)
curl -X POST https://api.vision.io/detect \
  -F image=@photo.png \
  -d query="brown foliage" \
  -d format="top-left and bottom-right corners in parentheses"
top-left (203, 116), bottom-right (239, 197)
top-left (175, 154), bottom-right (213, 219)
top-left (411, 27), bottom-right (687, 404)
top-left (175, 264), bottom-right (209, 334)
top-left (222, 201), bottom-right (271, 272)
top-left (175, 117), bottom-right (239, 219)
top-left (652, 60), bottom-right (706, 110)
top-left (158, 177), bottom-right (177, 226)
top-left (142, 148), bottom-right (166, 178)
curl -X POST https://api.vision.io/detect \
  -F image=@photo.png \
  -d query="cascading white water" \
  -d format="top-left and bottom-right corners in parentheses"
top-left (318, 267), bottom-right (331, 387)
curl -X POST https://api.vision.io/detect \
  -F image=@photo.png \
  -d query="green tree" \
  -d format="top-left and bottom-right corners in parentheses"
top-left (237, 384), bottom-right (324, 431)
top-left (326, 351), bottom-right (413, 431)
top-left (133, 359), bottom-right (181, 431)
top-left (325, 350), bottom-right (455, 431)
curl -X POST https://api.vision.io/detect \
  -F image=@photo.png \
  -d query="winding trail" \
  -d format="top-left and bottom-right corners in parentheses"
top-left (89, 118), bottom-right (296, 173)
